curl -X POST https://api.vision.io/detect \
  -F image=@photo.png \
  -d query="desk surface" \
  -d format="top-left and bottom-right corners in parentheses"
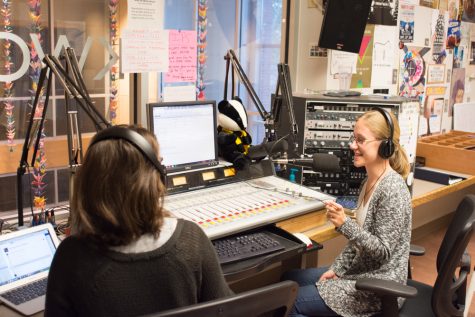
top-left (2, 173), bottom-right (474, 317)
top-left (277, 174), bottom-right (475, 242)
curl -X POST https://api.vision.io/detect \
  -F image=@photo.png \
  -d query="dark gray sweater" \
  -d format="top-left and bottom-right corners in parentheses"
top-left (45, 219), bottom-right (233, 317)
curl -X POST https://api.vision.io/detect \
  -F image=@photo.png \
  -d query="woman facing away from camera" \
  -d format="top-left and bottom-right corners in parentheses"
top-left (282, 109), bottom-right (412, 317)
top-left (45, 125), bottom-right (232, 317)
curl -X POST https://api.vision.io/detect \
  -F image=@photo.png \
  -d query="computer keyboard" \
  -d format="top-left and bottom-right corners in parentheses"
top-left (1, 278), bottom-right (47, 305)
top-left (213, 231), bottom-right (285, 265)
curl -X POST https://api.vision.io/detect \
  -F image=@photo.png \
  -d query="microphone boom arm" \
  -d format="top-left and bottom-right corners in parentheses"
top-left (272, 63), bottom-right (298, 152)
top-left (225, 49), bottom-right (274, 139)
top-left (17, 48), bottom-right (111, 227)
top-left (43, 54), bottom-right (111, 131)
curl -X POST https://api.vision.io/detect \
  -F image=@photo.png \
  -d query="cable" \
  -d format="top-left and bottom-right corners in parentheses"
top-left (26, 165), bottom-right (35, 221)
top-left (267, 133), bottom-right (290, 159)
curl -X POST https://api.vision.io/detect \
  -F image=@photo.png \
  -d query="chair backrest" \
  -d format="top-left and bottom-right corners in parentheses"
top-left (147, 280), bottom-right (299, 317)
top-left (432, 194), bottom-right (475, 316)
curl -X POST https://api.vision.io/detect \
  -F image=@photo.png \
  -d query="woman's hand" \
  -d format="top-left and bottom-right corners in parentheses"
top-left (319, 269), bottom-right (338, 281)
top-left (324, 200), bottom-right (346, 228)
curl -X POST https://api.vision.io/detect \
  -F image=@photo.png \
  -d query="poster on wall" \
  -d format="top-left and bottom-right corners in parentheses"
top-left (127, 0), bottom-right (163, 28)
top-left (439, 0), bottom-right (448, 10)
top-left (351, 24), bottom-right (374, 88)
top-left (121, 0), bottom-right (168, 73)
top-left (468, 22), bottom-right (475, 65)
top-left (428, 96), bottom-right (444, 134)
top-left (449, 68), bottom-right (466, 116)
top-left (453, 45), bottom-right (466, 68)
top-left (425, 86), bottom-right (447, 95)
top-left (398, 43), bottom-right (430, 98)
top-left (430, 11), bottom-right (448, 64)
top-left (398, 101), bottom-right (420, 164)
top-left (420, 0), bottom-right (440, 9)
top-left (453, 22), bottom-right (470, 68)
top-left (471, 41), bottom-right (475, 64)
top-left (447, 0), bottom-right (461, 49)
top-left (121, 29), bottom-right (169, 73)
top-left (372, 25), bottom-right (397, 87)
top-left (399, 1), bottom-right (415, 42)
top-left (367, 0), bottom-right (398, 26)
top-left (330, 51), bottom-right (357, 75)
top-left (461, 0), bottom-right (475, 23)
top-left (419, 95), bottom-right (444, 135)
top-left (412, 6), bottom-right (433, 47)
top-left (427, 64), bottom-right (446, 83)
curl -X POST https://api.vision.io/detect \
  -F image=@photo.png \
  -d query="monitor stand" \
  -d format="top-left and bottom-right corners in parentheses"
top-left (323, 90), bottom-right (361, 97)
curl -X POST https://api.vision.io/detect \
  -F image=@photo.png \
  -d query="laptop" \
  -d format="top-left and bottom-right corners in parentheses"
top-left (0, 223), bottom-right (59, 316)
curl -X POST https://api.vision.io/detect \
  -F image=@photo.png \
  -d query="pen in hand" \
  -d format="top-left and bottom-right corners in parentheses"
top-left (324, 200), bottom-right (347, 228)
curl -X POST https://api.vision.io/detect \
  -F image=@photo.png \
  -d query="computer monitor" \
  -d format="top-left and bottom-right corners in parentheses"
top-left (147, 100), bottom-right (219, 173)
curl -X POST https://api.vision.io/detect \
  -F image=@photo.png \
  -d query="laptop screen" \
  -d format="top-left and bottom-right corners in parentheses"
top-left (147, 100), bottom-right (219, 173)
top-left (0, 228), bottom-right (56, 286)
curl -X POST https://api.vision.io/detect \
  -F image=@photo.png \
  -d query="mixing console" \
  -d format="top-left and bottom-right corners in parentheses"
top-left (165, 175), bottom-right (332, 239)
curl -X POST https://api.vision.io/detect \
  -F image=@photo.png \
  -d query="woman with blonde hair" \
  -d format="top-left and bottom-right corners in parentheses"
top-left (282, 108), bottom-right (412, 317)
top-left (45, 125), bottom-right (232, 317)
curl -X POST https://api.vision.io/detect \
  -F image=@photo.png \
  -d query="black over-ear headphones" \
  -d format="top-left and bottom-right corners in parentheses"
top-left (89, 126), bottom-right (167, 184)
top-left (373, 107), bottom-right (395, 159)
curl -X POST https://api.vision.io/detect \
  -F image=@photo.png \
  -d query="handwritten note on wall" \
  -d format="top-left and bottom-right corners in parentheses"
top-left (164, 30), bottom-right (197, 83)
top-left (121, 28), bottom-right (169, 73)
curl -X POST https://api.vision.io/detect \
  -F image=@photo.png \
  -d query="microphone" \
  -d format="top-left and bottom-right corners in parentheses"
top-left (247, 139), bottom-right (289, 160)
top-left (272, 153), bottom-right (341, 172)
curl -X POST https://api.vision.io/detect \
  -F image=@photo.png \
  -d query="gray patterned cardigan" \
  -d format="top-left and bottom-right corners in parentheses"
top-left (317, 169), bottom-right (412, 317)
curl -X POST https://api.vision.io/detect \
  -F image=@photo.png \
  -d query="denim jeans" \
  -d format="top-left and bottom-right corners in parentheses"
top-left (281, 267), bottom-right (339, 317)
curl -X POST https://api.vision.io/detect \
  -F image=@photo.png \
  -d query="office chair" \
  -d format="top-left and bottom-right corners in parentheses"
top-left (355, 194), bottom-right (475, 317)
top-left (146, 280), bottom-right (299, 317)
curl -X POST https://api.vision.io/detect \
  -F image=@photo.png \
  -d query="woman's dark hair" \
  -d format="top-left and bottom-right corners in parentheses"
top-left (71, 125), bottom-right (167, 246)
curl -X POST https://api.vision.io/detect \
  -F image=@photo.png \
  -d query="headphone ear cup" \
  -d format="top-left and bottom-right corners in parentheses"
top-left (379, 139), bottom-right (395, 159)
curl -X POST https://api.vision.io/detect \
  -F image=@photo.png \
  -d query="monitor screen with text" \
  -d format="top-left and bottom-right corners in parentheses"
top-left (147, 100), bottom-right (218, 173)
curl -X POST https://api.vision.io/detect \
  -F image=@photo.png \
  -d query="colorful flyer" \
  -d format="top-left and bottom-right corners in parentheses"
top-left (399, 44), bottom-right (430, 98)
top-left (400, 2), bottom-right (415, 42)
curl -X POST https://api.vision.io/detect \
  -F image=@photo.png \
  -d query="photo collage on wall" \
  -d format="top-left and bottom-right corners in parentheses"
top-left (323, 0), bottom-right (475, 134)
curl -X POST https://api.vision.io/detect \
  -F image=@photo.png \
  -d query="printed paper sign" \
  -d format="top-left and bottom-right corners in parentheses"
top-left (120, 29), bottom-right (169, 73)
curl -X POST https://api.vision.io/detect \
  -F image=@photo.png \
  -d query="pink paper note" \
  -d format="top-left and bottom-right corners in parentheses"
top-left (164, 30), bottom-right (197, 83)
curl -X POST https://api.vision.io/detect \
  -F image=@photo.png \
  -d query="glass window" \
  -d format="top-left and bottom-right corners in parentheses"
top-left (161, 0), bottom-right (282, 144)
top-left (239, 0), bottom-right (282, 143)
top-left (0, 0), bottom-right (115, 217)
top-left (0, 0), bottom-right (282, 217)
